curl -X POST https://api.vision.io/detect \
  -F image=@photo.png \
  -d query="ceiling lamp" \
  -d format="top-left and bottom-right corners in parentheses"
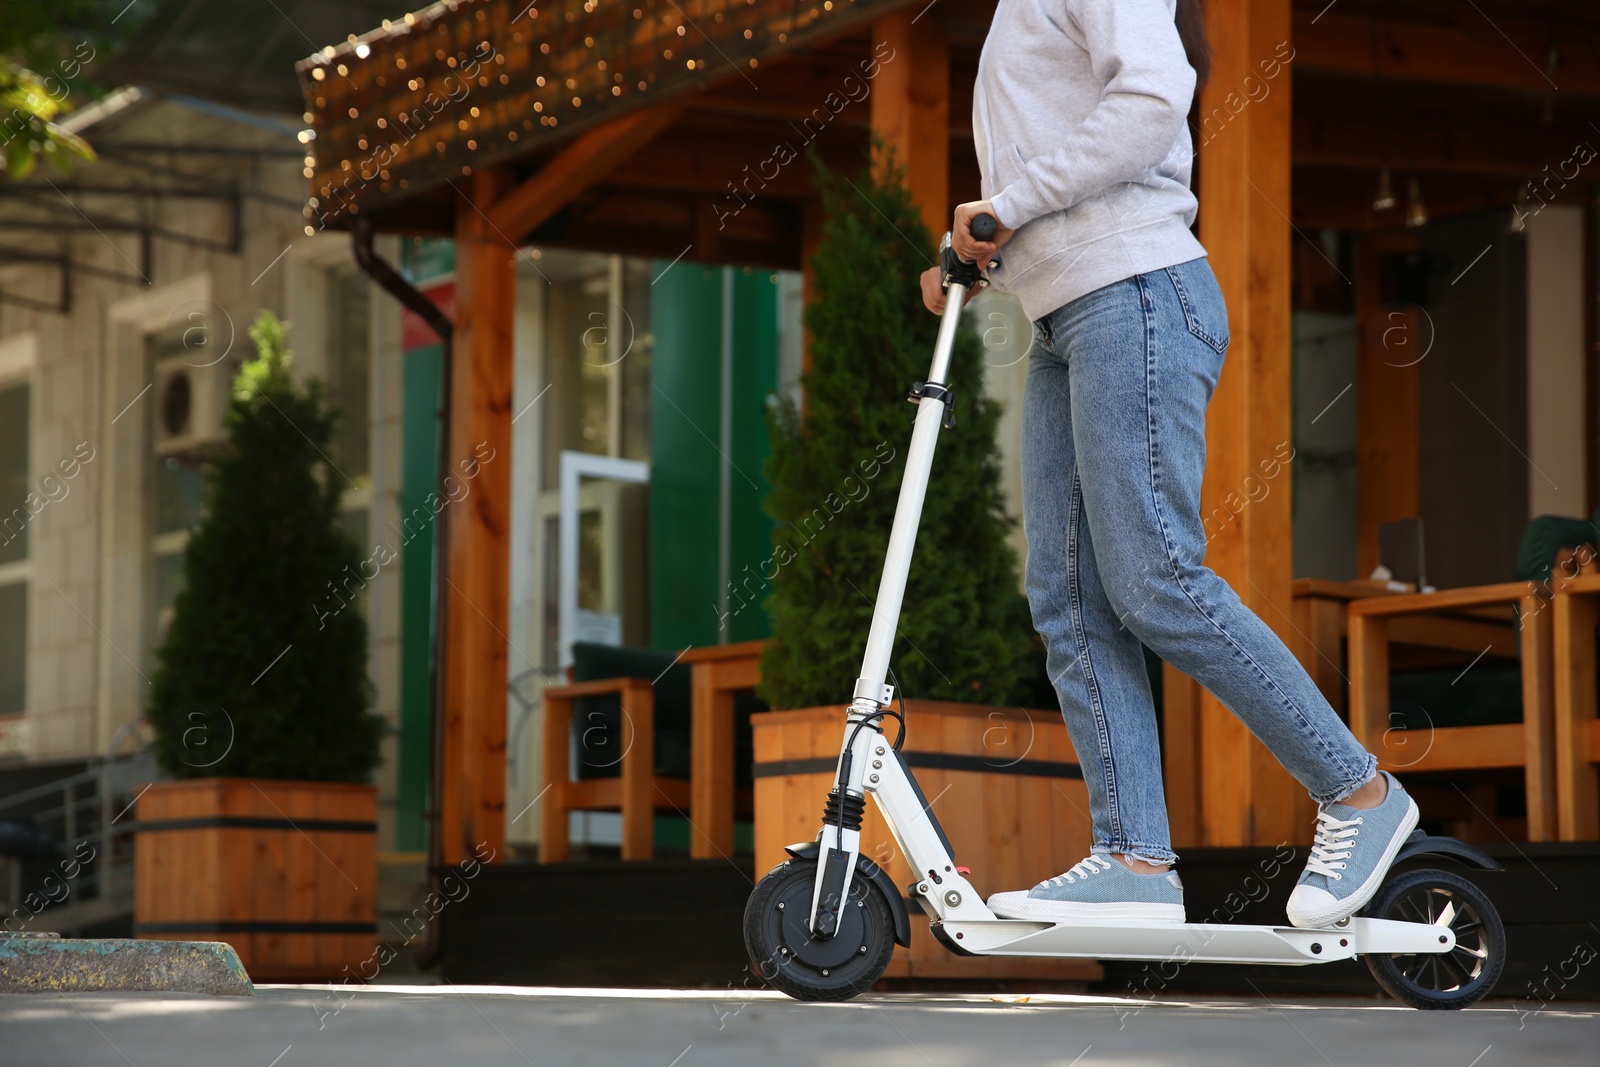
top-left (1404, 176), bottom-right (1428, 229)
top-left (1508, 182), bottom-right (1532, 234)
top-left (1372, 167), bottom-right (1397, 212)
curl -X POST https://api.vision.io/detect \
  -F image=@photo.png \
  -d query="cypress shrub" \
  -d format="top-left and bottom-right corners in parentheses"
top-left (146, 311), bottom-right (381, 781)
top-left (757, 152), bottom-right (1034, 710)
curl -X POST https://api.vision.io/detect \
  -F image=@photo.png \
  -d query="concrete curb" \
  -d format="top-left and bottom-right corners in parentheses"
top-left (0, 936), bottom-right (256, 996)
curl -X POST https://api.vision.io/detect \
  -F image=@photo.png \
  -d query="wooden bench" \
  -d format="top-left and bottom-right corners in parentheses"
top-left (1346, 582), bottom-right (1556, 840)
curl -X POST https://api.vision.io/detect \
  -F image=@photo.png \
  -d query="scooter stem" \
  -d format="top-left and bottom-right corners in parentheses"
top-left (853, 281), bottom-right (968, 703)
top-left (807, 225), bottom-right (992, 941)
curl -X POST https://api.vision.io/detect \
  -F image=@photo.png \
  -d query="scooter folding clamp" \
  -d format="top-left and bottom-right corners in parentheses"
top-left (851, 679), bottom-right (895, 705)
top-left (907, 380), bottom-right (956, 429)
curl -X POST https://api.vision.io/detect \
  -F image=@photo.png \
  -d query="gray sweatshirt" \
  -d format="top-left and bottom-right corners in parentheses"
top-left (976, 0), bottom-right (1206, 320)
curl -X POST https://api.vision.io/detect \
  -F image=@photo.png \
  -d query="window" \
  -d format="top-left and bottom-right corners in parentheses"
top-left (146, 332), bottom-right (207, 659)
top-left (540, 259), bottom-right (612, 491)
top-left (325, 267), bottom-right (372, 486)
top-left (325, 267), bottom-right (373, 614)
top-left (0, 381), bottom-right (27, 713)
top-left (539, 255), bottom-right (653, 491)
top-left (527, 252), bottom-right (655, 668)
top-left (618, 259), bottom-right (653, 463)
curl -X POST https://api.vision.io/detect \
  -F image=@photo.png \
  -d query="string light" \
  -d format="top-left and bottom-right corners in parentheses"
top-left (302, 0), bottom-right (852, 214)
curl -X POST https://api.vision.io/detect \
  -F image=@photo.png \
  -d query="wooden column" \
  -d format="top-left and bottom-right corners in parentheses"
top-left (799, 196), bottom-right (825, 378)
top-left (441, 167), bottom-right (515, 866)
top-left (1162, 666), bottom-right (1203, 847)
top-left (1355, 232), bottom-right (1421, 576)
top-left (1183, 0), bottom-right (1307, 847)
top-left (869, 8), bottom-right (949, 240)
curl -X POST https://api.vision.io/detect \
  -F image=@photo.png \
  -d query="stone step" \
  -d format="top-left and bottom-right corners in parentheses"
top-left (0, 936), bottom-right (254, 995)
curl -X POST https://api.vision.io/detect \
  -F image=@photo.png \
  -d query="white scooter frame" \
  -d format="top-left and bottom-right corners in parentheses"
top-left (773, 222), bottom-right (1499, 995)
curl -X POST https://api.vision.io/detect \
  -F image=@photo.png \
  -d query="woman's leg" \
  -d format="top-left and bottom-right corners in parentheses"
top-left (1061, 257), bottom-right (1376, 804)
top-left (1021, 299), bottom-right (1177, 868)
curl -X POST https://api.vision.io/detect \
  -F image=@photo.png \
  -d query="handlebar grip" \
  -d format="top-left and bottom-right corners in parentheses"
top-left (970, 213), bottom-right (997, 242)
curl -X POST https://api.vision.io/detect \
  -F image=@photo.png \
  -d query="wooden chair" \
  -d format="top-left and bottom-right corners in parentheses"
top-left (1347, 583), bottom-right (1557, 840)
top-left (539, 676), bottom-right (689, 860)
top-left (683, 639), bottom-right (767, 859)
top-left (1289, 578), bottom-right (1410, 715)
top-left (1551, 569), bottom-right (1600, 839)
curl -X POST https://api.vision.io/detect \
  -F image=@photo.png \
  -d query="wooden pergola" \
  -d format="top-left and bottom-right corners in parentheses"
top-left (300, 0), bottom-right (1600, 864)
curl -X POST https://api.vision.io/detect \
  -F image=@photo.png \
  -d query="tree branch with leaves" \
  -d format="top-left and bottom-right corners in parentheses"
top-left (0, 0), bottom-right (145, 179)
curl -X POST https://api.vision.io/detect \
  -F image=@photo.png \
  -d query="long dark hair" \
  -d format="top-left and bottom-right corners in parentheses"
top-left (1176, 0), bottom-right (1211, 89)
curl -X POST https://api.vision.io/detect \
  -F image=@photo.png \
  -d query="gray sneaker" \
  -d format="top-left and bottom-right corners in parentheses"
top-left (1287, 771), bottom-right (1420, 929)
top-left (988, 855), bottom-right (1185, 923)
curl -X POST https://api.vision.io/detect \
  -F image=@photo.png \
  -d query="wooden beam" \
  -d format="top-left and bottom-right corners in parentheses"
top-left (1293, 101), bottom-right (1599, 179)
top-left (1355, 231), bottom-right (1421, 577)
top-left (1192, 0), bottom-right (1310, 848)
top-left (529, 184), bottom-right (801, 269)
top-left (1296, 6), bottom-right (1600, 97)
top-left (869, 8), bottom-right (950, 240)
top-left (487, 105), bottom-right (683, 242)
top-left (441, 166), bottom-right (515, 866)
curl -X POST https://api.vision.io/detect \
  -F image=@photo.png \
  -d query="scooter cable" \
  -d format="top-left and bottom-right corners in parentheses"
top-left (883, 665), bottom-right (908, 751)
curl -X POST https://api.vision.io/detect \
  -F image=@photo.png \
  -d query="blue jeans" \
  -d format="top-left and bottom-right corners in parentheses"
top-left (1021, 256), bottom-right (1377, 866)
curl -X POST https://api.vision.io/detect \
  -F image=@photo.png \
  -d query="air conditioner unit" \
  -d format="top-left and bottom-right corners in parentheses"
top-left (152, 352), bottom-right (239, 456)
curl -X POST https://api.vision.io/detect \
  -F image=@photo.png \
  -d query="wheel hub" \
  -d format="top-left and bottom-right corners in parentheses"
top-left (774, 877), bottom-right (868, 970)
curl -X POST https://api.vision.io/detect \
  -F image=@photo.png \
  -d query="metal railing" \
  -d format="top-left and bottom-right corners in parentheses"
top-left (0, 749), bottom-right (158, 936)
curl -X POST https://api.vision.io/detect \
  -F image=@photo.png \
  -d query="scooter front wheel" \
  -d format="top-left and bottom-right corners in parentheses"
top-left (743, 856), bottom-right (897, 1002)
top-left (1363, 867), bottom-right (1505, 1009)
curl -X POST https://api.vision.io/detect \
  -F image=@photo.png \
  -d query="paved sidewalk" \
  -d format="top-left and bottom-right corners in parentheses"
top-left (2, 985), bottom-right (1593, 1066)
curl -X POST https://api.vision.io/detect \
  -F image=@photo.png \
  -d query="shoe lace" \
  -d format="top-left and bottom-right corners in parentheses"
top-left (1304, 809), bottom-right (1363, 880)
top-left (1043, 854), bottom-right (1113, 888)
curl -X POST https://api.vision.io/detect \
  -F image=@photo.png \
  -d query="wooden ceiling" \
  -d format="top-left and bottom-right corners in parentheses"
top-left (343, 0), bottom-right (1600, 266)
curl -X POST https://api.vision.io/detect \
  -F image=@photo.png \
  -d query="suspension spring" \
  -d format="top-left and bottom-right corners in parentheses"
top-left (820, 788), bottom-right (865, 833)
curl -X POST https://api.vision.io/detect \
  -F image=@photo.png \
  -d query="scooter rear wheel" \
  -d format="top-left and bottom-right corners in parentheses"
top-left (1362, 867), bottom-right (1505, 1009)
top-left (743, 856), bottom-right (896, 1002)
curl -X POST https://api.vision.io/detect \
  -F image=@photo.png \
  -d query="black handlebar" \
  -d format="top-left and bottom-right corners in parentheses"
top-left (939, 212), bottom-right (1000, 291)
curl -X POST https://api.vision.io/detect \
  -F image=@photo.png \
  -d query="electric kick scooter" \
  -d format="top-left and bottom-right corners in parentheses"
top-left (744, 214), bottom-right (1507, 1008)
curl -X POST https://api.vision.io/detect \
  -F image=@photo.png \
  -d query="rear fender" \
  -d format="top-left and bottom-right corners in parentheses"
top-left (1392, 831), bottom-right (1502, 872)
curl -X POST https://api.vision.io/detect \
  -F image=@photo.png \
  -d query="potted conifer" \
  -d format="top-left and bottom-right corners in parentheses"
top-left (135, 311), bottom-right (383, 982)
top-left (757, 153), bottom-right (1035, 712)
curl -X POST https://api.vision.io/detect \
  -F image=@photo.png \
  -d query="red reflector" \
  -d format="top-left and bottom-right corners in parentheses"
top-left (955, 866), bottom-right (971, 874)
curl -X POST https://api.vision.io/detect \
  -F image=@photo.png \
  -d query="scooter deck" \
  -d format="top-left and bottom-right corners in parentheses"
top-left (934, 916), bottom-right (1456, 966)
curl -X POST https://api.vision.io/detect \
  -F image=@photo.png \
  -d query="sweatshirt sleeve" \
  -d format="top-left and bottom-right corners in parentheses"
top-left (988, 0), bottom-right (1197, 230)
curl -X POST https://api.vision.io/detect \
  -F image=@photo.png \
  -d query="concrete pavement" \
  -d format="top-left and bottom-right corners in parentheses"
top-left (1, 985), bottom-right (1594, 1066)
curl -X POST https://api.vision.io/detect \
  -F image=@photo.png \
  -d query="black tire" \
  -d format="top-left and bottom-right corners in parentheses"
top-left (1363, 868), bottom-right (1505, 1010)
top-left (743, 857), bottom-right (897, 1002)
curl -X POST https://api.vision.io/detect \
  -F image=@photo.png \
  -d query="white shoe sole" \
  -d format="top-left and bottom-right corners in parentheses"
top-left (1286, 795), bottom-right (1420, 929)
top-left (988, 891), bottom-right (1185, 924)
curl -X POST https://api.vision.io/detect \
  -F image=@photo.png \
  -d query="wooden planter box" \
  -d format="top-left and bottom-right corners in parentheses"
top-left (134, 779), bottom-right (378, 983)
top-left (752, 699), bottom-right (1103, 982)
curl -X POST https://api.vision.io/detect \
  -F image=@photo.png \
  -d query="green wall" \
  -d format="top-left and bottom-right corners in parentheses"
top-left (648, 266), bottom-right (780, 650)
